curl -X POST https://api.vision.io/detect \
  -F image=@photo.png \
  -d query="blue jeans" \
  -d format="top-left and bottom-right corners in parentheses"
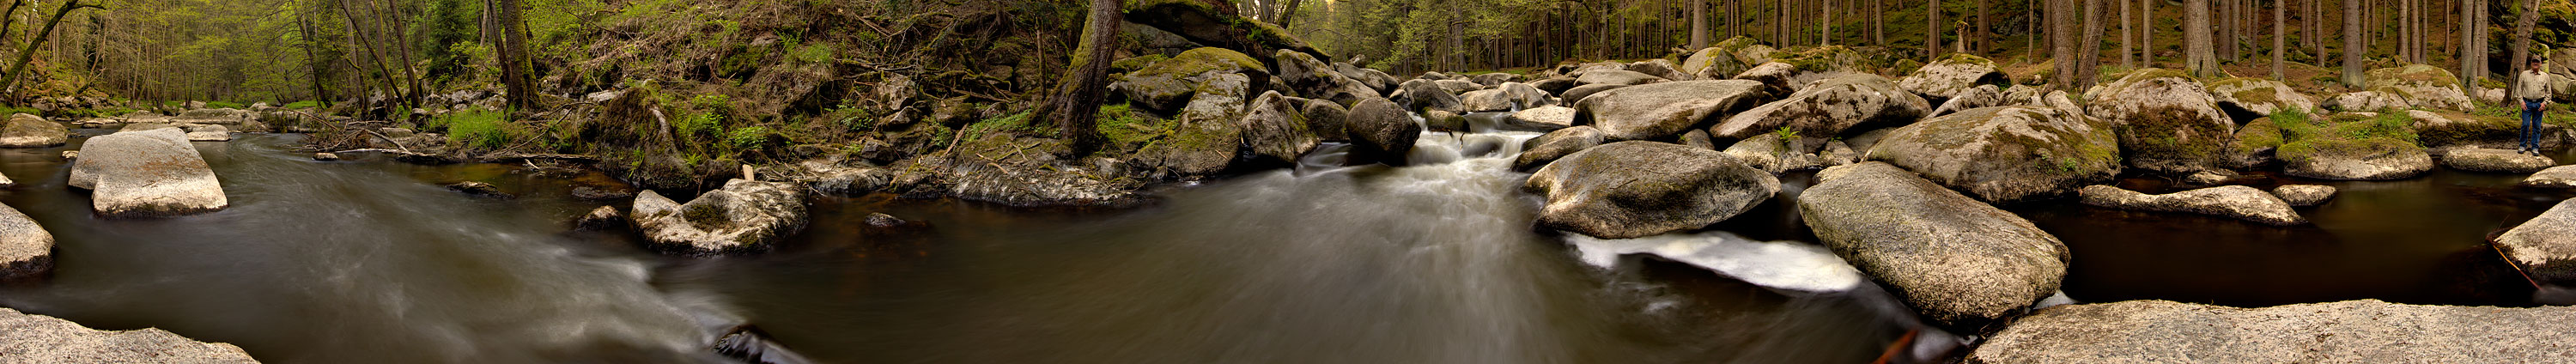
top-left (2525, 100), bottom-right (2548, 151)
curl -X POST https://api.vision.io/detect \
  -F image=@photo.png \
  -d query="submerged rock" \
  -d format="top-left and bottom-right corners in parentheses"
top-left (1573, 80), bottom-right (1771, 141)
top-left (444, 181), bottom-right (509, 197)
top-left (2498, 199), bottom-right (2576, 287)
top-left (0, 113), bottom-right (66, 148)
top-left (2077, 185), bottom-right (2308, 226)
top-left (1799, 162), bottom-right (2069, 330)
top-left (2272, 185), bottom-right (2338, 206)
top-left (629, 179), bottom-right (808, 255)
top-left (2440, 148), bottom-right (2559, 173)
top-left (1867, 106), bottom-right (2120, 203)
top-left (1524, 141), bottom-right (1779, 240)
top-left (0, 307), bottom-right (258, 363)
top-left (2523, 166), bottom-right (2576, 188)
top-left (70, 129), bottom-right (228, 217)
top-left (1971, 300), bottom-right (2576, 363)
top-left (312, 152), bottom-right (340, 161)
top-left (0, 203), bottom-right (49, 280)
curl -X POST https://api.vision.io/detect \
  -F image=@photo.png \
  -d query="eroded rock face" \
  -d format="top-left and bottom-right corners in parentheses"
top-left (2499, 199), bottom-right (2576, 287)
top-left (2439, 148), bottom-right (2559, 173)
top-left (2086, 69), bottom-right (2237, 174)
top-left (2272, 185), bottom-right (2338, 206)
top-left (629, 179), bottom-right (808, 255)
top-left (1573, 80), bottom-right (1772, 141)
top-left (1867, 106), bottom-right (2120, 203)
top-left (1513, 125), bottom-right (1603, 172)
top-left (1898, 54), bottom-right (2008, 104)
top-left (1971, 300), bottom-right (2576, 363)
top-left (70, 129), bottom-right (228, 217)
top-left (2524, 166), bottom-right (2576, 188)
top-left (2206, 77), bottom-right (2319, 121)
top-left (1524, 141), bottom-right (1778, 240)
top-left (0, 307), bottom-right (258, 363)
top-left (2077, 185), bottom-right (2308, 226)
top-left (1709, 74), bottom-right (1929, 140)
top-left (0, 113), bottom-right (66, 148)
top-left (1798, 162), bottom-right (2069, 330)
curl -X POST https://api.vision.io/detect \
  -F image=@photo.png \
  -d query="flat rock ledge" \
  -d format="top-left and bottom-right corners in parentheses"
top-left (0, 307), bottom-right (259, 363)
top-left (2497, 199), bottom-right (2576, 286)
top-left (2271, 185), bottom-right (2337, 207)
top-left (1971, 300), bottom-right (2576, 363)
top-left (2078, 185), bottom-right (2306, 226)
top-left (2440, 148), bottom-right (2558, 173)
top-left (2524, 165), bottom-right (2576, 188)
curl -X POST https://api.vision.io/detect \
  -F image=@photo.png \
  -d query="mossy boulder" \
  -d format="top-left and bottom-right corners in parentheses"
top-left (1710, 74), bottom-right (1930, 140)
top-left (1868, 106), bottom-right (2121, 203)
top-left (0, 113), bottom-right (65, 148)
top-left (2085, 69), bottom-right (2239, 174)
top-left (1139, 89), bottom-right (1253, 177)
top-left (1110, 47), bottom-right (1267, 112)
top-left (2278, 112), bottom-right (2433, 180)
top-left (2356, 64), bottom-right (2475, 112)
top-left (1524, 141), bottom-right (1780, 239)
top-left (1799, 162), bottom-right (2069, 331)
top-left (2227, 117), bottom-right (2285, 168)
top-left (1682, 46), bottom-right (1751, 80)
top-left (629, 179), bottom-right (807, 255)
top-left (1899, 53), bottom-right (2009, 104)
top-left (1392, 79), bottom-right (1461, 112)
top-left (1345, 97), bottom-right (1420, 166)
top-left (1712, 36), bottom-right (1777, 66)
top-left (1273, 50), bottom-right (1376, 106)
top-left (1574, 80), bottom-right (1773, 142)
top-left (2205, 77), bottom-right (2319, 122)
top-left (2409, 110), bottom-right (2563, 150)
top-left (1237, 91), bottom-right (1319, 165)
top-left (1123, 0), bottom-right (1326, 63)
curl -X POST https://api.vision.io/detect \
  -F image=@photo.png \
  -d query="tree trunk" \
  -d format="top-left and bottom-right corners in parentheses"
top-left (2460, 0), bottom-right (2481, 86)
top-left (2054, 0), bottom-right (2075, 87)
top-left (2343, 0), bottom-right (2366, 85)
top-left (1874, 0), bottom-right (1885, 45)
top-left (1692, 0), bottom-right (1708, 49)
top-left (0, 0), bottom-right (97, 98)
top-left (1823, 0), bottom-right (1832, 46)
top-left (2275, 0), bottom-right (2287, 79)
top-left (1978, 0), bottom-right (1990, 53)
top-left (1929, 0), bottom-right (1942, 60)
top-left (2188, 0), bottom-right (2221, 77)
top-left (2142, 0), bottom-right (2155, 66)
top-left (1278, 0), bottom-right (1303, 28)
top-left (2510, 0), bottom-right (2538, 94)
top-left (2081, 0), bottom-right (2105, 88)
top-left (491, 0), bottom-right (535, 112)
top-left (2122, 0), bottom-right (2134, 68)
top-left (1040, 0), bottom-right (1121, 156)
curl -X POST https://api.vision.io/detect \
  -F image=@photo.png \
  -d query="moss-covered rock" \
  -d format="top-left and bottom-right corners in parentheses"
top-left (1867, 106), bottom-right (2120, 203)
top-left (2278, 112), bottom-right (2433, 179)
top-left (2354, 64), bottom-right (2475, 111)
top-left (1237, 91), bottom-right (1318, 165)
top-left (1122, 0), bottom-right (1326, 63)
top-left (1899, 53), bottom-right (2009, 104)
top-left (2227, 117), bottom-right (2284, 168)
top-left (1682, 46), bottom-right (1751, 80)
top-left (1574, 80), bottom-right (1773, 142)
top-left (1710, 74), bottom-right (1929, 140)
top-left (2206, 77), bottom-right (2319, 122)
top-left (2085, 69), bottom-right (2238, 174)
top-left (1110, 47), bottom-right (1267, 112)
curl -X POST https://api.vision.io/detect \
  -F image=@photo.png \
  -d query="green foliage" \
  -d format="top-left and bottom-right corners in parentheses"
top-left (961, 111), bottom-right (1042, 141)
top-left (431, 109), bottom-right (513, 149)
top-left (2276, 110), bottom-right (2421, 163)
top-left (1095, 103), bottom-right (1166, 151)
top-left (789, 42), bottom-right (835, 64)
top-left (204, 101), bottom-right (246, 109)
top-left (1772, 126), bottom-right (1800, 143)
top-left (727, 126), bottom-right (770, 150)
top-left (283, 100), bottom-right (323, 109)
top-left (417, 0), bottom-right (479, 81)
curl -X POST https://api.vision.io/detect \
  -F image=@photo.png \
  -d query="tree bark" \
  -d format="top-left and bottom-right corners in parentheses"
top-left (1977, 0), bottom-right (1990, 53)
top-left (1929, 0), bottom-right (1942, 60)
top-left (1278, 0), bottom-right (1303, 28)
top-left (2275, 0), bottom-right (2287, 79)
top-left (2054, 0), bottom-right (2075, 88)
top-left (2143, 0), bottom-right (2155, 66)
top-left (1692, 0), bottom-right (1708, 49)
top-left (2188, 0), bottom-right (2221, 77)
top-left (2343, 0), bottom-right (2366, 85)
top-left (2081, 0), bottom-right (2105, 88)
top-left (2460, 0), bottom-right (2481, 86)
top-left (0, 0), bottom-right (98, 98)
top-left (2509, 0), bottom-right (2538, 94)
top-left (1038, 0), bottom-right (1121, 155)
top-left (2122, 0), bottom-right (2134, 68)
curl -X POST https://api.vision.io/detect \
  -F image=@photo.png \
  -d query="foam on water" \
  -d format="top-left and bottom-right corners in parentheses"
top-left (1567, 232), bottom-right (1868, 294)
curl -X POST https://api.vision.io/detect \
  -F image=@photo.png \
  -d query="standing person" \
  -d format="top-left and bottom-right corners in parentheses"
top-left (2519, 58), bottom-right (2555, 155)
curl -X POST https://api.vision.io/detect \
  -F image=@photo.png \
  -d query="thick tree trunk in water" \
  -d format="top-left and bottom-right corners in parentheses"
top-left (2510, 0), bottom-right (2538, 94)
top-left (2343, 0), bottom-right (2365, 85)
top-left (2275, 0), bottom-right (2287, 80)
top-left (2080, 0), bottom-right (2105, 88)
top-left (1043, 0), bottom-right (1121, 155)
top-left (2187, 0), bottom-right (2220, 78)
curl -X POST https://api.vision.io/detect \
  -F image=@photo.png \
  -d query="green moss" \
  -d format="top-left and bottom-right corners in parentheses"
top-left (1939, 53), bottom-right (1996, 66)
top-left (2275, 109), bottom-right (2421, 162)
top-left (2235, 118), bottom-right (2284, 154)
top-left (432, 109), bottom-right (513, 149)
top-left (1096, 103), bottom-right (1168, 152)
top-left (1138, 47), bottom-right (1262, 80)
top-left (1110, 54), bottom-right (1169, 74)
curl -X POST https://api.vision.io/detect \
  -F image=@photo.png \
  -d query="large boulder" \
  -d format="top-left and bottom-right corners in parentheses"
top-left (2441, 148), bottom-right (2559, 173)
top-left (1573, 70), bottom-right (1668, 87)
top-left (2499, 199), bottom-right (2576, 287)
top-left (2077, 185), bottom-right (2307, 226)
top-left (2205, 77), bottom-right (2318, 121)
top-left (1720, 136), bottom-right (1820, 173)
top-left (2358, 64), bottom-right (2476, 112)
top-left (1455, 82), bottom-right (1551, 112)
top-left (1709, 74), bottom-right (1929, 140)
top-left (1524, 141), bottom-right (1779, 239)
top-left (2086, 69), bottom-right (2238, 174)
top-left (2411, 110), bottom-right (2563, 150)
top-left (1680, 46), bottom-right (1751, 80)
top-left (70, 129), bottom-right (228, 217)
top-left (1121, 0), bottom-right (1324, 64)
top-left (629, 179), bottom-right (808, 255)
top-left (1110, 47), bottom-right (1267, 112)
top-left (0, 307), bottom-right (259, 363)
top-left (1799, 162), bottom-right (2069, 330)
top-left (1140, 95), bottom-right (1247, 177)
top-left (1929, 84), bottom-right (2006, 118)
top-left (1898, 53), bottom-right (2009, 104)
top-left (1504, 106), bottom-right (1577, 131)
top-left (1237, 91), bottom-right (1319, 165)
top-left (1971, 300), bottom-right (2576, 363)
top-left (2281, 113), bottom-right (2434, 180)
top-left (0, 203), bottom-right (47, 280)
top-left (2524, 166), bottom-right (2576, 188)
top-left (1346, 98), bottom-right (1420, 166)
top-left (1573, 80), bottom-right (1772, 141)
top-left (1514, 125), bottom-right (1605, 172)
top-left (1556, 83), bottom-right (1628, 106)
top-left (0, 113), bottom-right (66, 148)
top-left (1392, 79), bottom-right (1461, 112)
top-left (1272, 50), bottom-right (1375, 105)
top-left (1296, 98), bottom-right (1350, 141)
top-left (1866, 106), bottom-right (2120, 203)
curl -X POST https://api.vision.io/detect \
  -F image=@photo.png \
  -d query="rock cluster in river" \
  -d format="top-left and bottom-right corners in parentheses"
top-left (1971, 300), bottom-right (2576, 363)
top-left (1574, 80), bottom-right (1771, 141)
top-left (0, 307), bottom-right (258, 363)
top-left (629, 179), bottom-right (809, 255)
top-left (1797, 162), bottom-right (2069, 330)
top-left (2078, 185), bottom-right (2307, 226)
top-left (1866, 106), bottom-right (2118, 203)
top-left (70, 128), bottom-right (230, 217)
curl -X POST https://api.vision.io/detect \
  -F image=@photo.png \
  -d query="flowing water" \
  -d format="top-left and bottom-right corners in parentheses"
top-left (0, 117), bottom-right (2563, 363)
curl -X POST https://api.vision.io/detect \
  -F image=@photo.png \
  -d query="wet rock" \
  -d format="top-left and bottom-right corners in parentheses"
top-left (2500, 199), bottom-right (2576, 287)
top-left (570, 185), bottom-right (639, 200)
top-left (1574, 80), bottom-right (1771, 142)
top-left (1868, 106), bottom-right (2121, 203)
top-left (1572, 70), bottom-right (1666, 87)
top-left (2078, 185), bottom-right (2307, 226)
top-left (1272, 50), bottom-right (1375, 105)
top-left (1898, 54), bottom-right (2009, 104)
top-left (312, 152), bottom-right (339, 161)
top-left (1237, 91), bottom-right (1320, 165)
top-left (1928, 84), bottom-right (2005, 118)
top-left (2272, 185), bottom-right (2337, 206)
top-left (1345, 98), bottom-right (1420, 166)
top-left (1392, 79), bottom-right (1461, 112)
top-left (1971, 300), bottom-right (2576, 363)
top-left (2205, 77), bottom-right (2319, 121)
top-left (2440, 148), bottom-right (2559, 173)
top-left (1296, 98), bottom-right (1351, 141)
top-left (2085, 69), bottom-right (2237, 174)
top-left (1524, 141), bottom-right (1779, 240)
top-left (0, 113), bottom-right (65, 148)
top-left (444, 181), bottom-right (511, 198)
top-left (1799, 162), bottom-right (2069, 330)
top-left (713, 325), bottom-right (816, 364)
top-left (1421, 110), bottom-right (1467, 132)
top-left (71, 129), bottom-right (228, 217)
top-left (1709, 74), bottom-right (1929, 140)
top-left (0, 203), bottom-right (49, 280)
top-left (0, 307), bottom-right (258, 363)
top-left (1108, 47), bottom-right (1267, 112)
top-left (1504, 106), bottom-right (1577, 132)
top-left (1555, 83), bottom-right (1627, 106)
top-left (1721, 136), bottom-right (1814, 173)
top-left (1456, 82), bottom-right (1549, 112)
top-left (1512, 125), bottom-right (1604, 172)
top-left (575, 206), bottom-right (623, 231)
top-left (2523, 166), bottom-right (2576, 188)
top-left (58, 150), bottom-right (73, 160)
top-left (629, 179), bottom-right (808, 255)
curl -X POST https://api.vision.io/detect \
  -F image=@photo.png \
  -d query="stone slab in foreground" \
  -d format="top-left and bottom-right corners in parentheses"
top-left (0, 307), bottom-right (258, 363)
top-left (1971, 300), bottom-right (2576, 363)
